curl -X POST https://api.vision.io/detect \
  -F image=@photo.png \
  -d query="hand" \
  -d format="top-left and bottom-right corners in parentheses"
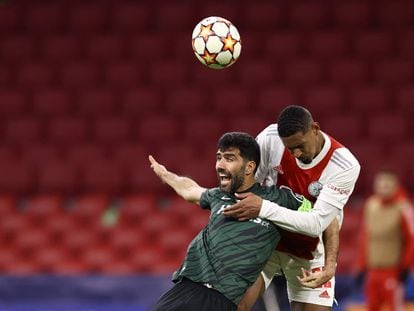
top-left (223, 192), bottom-right (262, 221)
top-left (296, 267), bottom-right (334, 289)
top-left (148, 155), bottom-right (168, 180)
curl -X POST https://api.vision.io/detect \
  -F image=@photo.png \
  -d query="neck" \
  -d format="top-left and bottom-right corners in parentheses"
top-left (237, 178), bottom-right (256, 192)
top-left (314, 132), bottom-right (325, 158)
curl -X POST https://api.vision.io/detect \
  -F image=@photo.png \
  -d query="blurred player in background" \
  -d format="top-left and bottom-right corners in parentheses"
top-left (150, 132), bottom-right (313, 311)
top-left (356, 169), bottom-right (414, 311)
top-left (225, 105), bottom-right (361, 311)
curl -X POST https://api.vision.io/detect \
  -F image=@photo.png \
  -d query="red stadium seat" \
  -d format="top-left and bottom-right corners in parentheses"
top-left (47, 117), bottom-right (89, 146)
top-left (156, 142), bottom-right (198, 172)
top-left (77, 88), bottom-right (117, 117)
top-left (0, 195), bottom-right (17, 215)
top-left (32, 89), bottom-right (73, 117)
top-left (182, 116), bottom-right (223, 144)
top-left (328, 59), bottom-right (370, 86)
top-left (0, 89), bottom-right (29, 117)
top-left (211, 87), bottom-right (252, 116)
top-left (81, 160), bottom-right (124, 194)
top-left (15, 62), bottom-right (55, 89)
top-left (59, 62), bottom-right (101, 89)
top-left (112, 3), bottom-right (150, 32)
top-left (367, 114), bottom-right (408, 143)
top-left (373, 59), bottom-right (413, 84)
top-left (322, 114), bottom-right (363, 146)
top-left (68, 3), bottom-right (108, 33)
top-left (256, 86), bottom-right (297, 118)
top-left (348, 86), bottom-right (391, 115)
top-left (25, 3), bottom-right (64, 33)
top-left (243, 3), bottom-right (284, 29)
top-left (109, 227), bottom-right (146, 257)
top-left (66, 143), bottom-right (107, 168)
top-left (333, 1), bottom-right (373, 29)
top-left (127, 160), bottom-right (171, 195)
top-left (198, 3), bottom-right (240, 27)
top-left (86, 35), bottom-right (126, 61)
top-left (91, 117), bottom-right (131, 147)
top-left (118, 194), bottom-right (158, 227)
top-left (157, 229), bottom-right (195, 260)
top-left (0, 248), bottom-right (18, 272)
top-left (395, 84), bottom-right (414, 114)
top-left (63, 227), bottom-right (100, 255)
top-left (352, 31), bottom-right (394, 59)
top-left (136, 116), bottom-right (181, 147)
top-left (165, 87), bottom-right (206, 117)
top-left (82, 246), bottom-right (116, 273)
top-left (284, 59), bottom-right (323, 86)
top-left (36, 160), bottom-right (79, 194)
top-left (40, 35), bottom-right (82, 61)
top-left (14, 227), bottom-right (52, 256)
top-left (289, 1), bottom-right (329, 29)
top-left (149, 61), bottom-right (188, 86)
top-left (128, 34), bottom-right (167, 61)
top-left (239, 61), bottom-right (277, 86)
top-left (192, 64), bottom-right (236, 86)
top-left (34, 246), bottom-right (67, 273)
top-left (24, 194), bottom-right (64, 225)
top-left (0, 160), bottom-right (34, 194)
top-left (264, 32), bottom-right (303, 60)
top-left (399, 31), bottom-right (414, 58)
top-left (113, 144), bottom-right (148, 168)
top-left (1, 35), bottom-right (35, 62)
top-left (377, 1), bottom-right (414, 29)
top-left (122, 87), bottom-right (163, 118)
top-left (226, 116), bottom-right (268, 138)
top-left (104, 61), bottom-right (143, 89)
top-left (302, 85), bottom-right (345, 118)
top-left (0, 5), bottom-right (19, 34)
top-left (155, 2), bottom-right (194, 32)
top-left (4, 117), bottom-right (43, 145)
top-left (307, 31), bottom-right (350, 59)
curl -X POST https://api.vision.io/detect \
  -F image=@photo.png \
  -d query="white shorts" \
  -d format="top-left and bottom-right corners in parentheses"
top-left (261, 250), bottom-right (335, 307)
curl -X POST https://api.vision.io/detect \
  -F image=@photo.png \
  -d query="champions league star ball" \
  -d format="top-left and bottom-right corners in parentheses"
top-left (191, 16), bottom-right (242, 69)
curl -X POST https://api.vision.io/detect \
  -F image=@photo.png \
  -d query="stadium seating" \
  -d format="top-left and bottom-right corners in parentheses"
top-left (0, 1), bottom-right (413, 286)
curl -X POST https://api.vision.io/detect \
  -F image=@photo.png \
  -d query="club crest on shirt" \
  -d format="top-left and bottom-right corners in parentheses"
top-left (308, 181), bottom-right (323, 198)
top-left (273, 165), bottom-right (284, 174)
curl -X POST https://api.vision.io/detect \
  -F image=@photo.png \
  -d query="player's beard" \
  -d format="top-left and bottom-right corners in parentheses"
top-left (217, 167), bottom-right (245, 194)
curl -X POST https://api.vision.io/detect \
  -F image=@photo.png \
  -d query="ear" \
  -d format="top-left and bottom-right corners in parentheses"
top-left (311, 121), bottom-right (320, 133)
top-left (245, 161), bottom-right (256, 175)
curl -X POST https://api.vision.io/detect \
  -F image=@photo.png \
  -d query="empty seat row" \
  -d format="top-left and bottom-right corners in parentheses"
top-left (1, 1), bottom-right (414, 35)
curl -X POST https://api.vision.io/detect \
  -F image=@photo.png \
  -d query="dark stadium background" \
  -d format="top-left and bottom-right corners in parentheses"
top-left (0, 0), bottom-right (413, 310)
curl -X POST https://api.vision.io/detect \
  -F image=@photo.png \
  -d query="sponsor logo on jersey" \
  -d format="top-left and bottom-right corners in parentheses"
top-left (221, 196), bottom-right (232, 200)
top-left (273, 165), bottom-right (284, 174)
top-left (326, 183), bottom-right (350, 195)
top-left (308, 181), bottom-right (323, 198)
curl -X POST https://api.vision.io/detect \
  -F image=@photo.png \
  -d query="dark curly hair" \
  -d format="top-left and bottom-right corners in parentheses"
top-left (277, 105), bottom-right (313, 138)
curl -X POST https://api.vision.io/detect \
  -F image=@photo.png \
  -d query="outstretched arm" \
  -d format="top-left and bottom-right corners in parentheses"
top-left (149, 155), bottom-right (206, 204)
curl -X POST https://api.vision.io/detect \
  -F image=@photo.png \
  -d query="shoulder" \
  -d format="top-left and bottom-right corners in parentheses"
top-left (257, 123), bottom-right (279, 140)
top-left (330, 147), bottom-right (360, 171)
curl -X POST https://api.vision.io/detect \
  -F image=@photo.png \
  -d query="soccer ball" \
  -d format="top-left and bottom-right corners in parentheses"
top-left (191, 16), bottom-right (241, 69)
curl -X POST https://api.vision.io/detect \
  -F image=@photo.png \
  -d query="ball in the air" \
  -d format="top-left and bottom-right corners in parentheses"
top-left (191, 16), bottom-right (242, 69)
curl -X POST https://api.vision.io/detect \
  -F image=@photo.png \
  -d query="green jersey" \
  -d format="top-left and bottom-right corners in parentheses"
top-left (172, 183), bottom-right (311, 305)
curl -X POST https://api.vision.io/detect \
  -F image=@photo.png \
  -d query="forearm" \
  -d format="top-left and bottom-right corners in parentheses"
top-left (323, 219), bottom-right (339, 276)
top-left (259, 199), bottom-right (339, 237)
top-left (238, 276), bottom-right (265, 311)
top-left (158, 171), bottom-right (204, 203)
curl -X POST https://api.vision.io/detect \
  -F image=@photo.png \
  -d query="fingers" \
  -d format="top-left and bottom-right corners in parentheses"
top-left (235, 192), bottom-right (250, 199)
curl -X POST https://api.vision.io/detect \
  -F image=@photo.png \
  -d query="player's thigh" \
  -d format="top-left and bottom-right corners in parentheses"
top-left (291, 301), bottom-right (331, 311)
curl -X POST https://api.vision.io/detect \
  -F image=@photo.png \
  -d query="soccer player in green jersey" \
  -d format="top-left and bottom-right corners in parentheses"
top-left (150, 132), bottom-right (312, 311)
